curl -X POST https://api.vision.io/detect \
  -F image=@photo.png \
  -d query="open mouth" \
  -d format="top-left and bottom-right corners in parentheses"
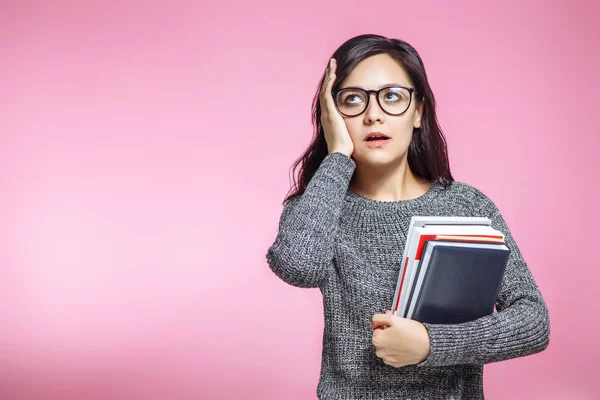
top-left (365, 134), bottom-right (391, 142)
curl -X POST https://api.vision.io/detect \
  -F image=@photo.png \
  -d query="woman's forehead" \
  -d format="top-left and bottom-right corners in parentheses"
top-left (343, 54), bottom-right (411, 89)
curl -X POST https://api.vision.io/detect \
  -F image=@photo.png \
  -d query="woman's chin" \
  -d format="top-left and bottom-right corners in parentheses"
top-left (354, 150), bottom-right (402, 167)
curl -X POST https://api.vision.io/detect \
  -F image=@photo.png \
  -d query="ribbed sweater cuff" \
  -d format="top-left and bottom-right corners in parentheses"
top-left (417, 304), bottom-right (549, 367)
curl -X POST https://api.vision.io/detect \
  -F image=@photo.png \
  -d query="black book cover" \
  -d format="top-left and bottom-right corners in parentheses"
top-left (411, 241), bottom-right (510, 324)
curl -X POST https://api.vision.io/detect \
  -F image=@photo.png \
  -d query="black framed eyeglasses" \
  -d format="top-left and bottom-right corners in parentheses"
top-left (333, 86), bottom-right (416, 117)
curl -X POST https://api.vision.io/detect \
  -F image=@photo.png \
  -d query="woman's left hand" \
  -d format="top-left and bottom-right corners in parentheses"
top-left (371, 310), bottom-right (432, 368)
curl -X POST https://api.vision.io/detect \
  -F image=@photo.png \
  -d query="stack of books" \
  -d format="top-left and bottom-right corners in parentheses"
top-left (391, 216), bottom-right (511, 324)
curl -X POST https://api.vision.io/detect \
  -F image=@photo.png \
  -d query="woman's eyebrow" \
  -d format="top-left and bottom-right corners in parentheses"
top-left (378, 83), bottom-right (405, 89)
top-left (339, 83), bottom-right (406, 90)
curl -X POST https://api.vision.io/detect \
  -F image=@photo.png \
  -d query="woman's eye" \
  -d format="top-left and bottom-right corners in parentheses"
top-left (345, 95), bottom-right (363, 104)
top-left (384, 92), bottom-right (401, 101)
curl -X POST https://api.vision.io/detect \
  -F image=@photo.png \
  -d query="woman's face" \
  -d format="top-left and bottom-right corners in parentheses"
top-left (338, 53), bottom-right (422, 168)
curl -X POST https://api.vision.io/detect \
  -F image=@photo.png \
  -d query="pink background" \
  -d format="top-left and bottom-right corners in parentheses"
top-left (2, 0), bottom-right (599, 399)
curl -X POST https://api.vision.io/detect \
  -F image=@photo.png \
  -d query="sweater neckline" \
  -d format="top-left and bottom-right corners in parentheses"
top-left (344, 179), bottom-right (445, 213)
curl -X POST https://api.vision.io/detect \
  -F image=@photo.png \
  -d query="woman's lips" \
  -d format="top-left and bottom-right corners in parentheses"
top-left (364, 131), bottom-right (390, 141)
top-left (365, 137), bottom-right (391, 148)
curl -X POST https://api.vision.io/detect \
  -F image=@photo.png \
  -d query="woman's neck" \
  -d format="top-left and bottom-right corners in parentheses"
top-left (348, 158), bottom-right (431, 202)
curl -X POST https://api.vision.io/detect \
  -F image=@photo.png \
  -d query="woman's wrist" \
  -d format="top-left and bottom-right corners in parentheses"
top-left (418, 322), bottom-right (432, 362)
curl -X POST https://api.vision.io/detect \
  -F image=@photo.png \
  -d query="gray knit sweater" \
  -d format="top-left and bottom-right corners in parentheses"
top-left (266, 152), bottom-right (550, 400)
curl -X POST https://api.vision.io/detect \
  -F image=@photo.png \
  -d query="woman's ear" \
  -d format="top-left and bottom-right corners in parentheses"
top-left (414, 103), bottom-right (424, 129)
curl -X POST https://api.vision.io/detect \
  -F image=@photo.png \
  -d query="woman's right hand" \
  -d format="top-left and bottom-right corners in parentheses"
top-left (320, 58), bottom-right (354, 157)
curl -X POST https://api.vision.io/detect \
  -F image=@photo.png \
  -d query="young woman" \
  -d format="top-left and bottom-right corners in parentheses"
top-left (266, 34), bottom-right (550, 400)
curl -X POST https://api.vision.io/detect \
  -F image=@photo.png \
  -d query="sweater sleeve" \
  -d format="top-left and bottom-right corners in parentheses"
top-left (265, 152), bottom-right (356, 288)
top-left (416, 192), bottom-right (550, 367)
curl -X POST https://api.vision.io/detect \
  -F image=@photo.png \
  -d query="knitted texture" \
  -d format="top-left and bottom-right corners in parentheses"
top-left (266, 152), bottom-right (550, 400)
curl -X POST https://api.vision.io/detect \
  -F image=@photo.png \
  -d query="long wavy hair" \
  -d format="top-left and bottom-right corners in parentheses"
top-left (283, 34), bottom-right (454, 204)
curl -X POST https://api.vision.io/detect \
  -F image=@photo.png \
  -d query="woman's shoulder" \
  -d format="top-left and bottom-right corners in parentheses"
top-left (438, 179), bottom-right (499, 214)
top-left (442, 179), bottom-right (488, 197)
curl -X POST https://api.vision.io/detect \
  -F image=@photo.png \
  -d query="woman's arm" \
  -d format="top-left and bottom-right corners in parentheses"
top-left (417, 193), bottom-right (550, 367)
top-left (265, 152), bottom-right (355, 288)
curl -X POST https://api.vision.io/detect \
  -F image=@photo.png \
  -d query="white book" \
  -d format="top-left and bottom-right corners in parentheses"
top-left (391, 216), bottom-right (493, 316)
